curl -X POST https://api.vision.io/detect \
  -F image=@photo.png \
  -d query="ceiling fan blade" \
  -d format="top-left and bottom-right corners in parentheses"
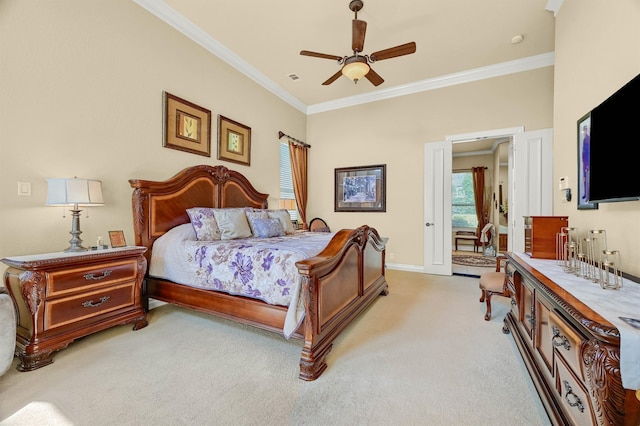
top-left (370, 42), bottom-right (416, 61)
top-left (300, 50), bottom-right (343, 61)
top-left (365, 67), bottom-right (384, 86)
top-left (352, 19), bottom-right (367, 53)
top-left (322, 70), bottom-right (344, 85)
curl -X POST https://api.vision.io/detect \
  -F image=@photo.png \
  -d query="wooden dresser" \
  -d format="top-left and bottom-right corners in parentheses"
top-left (2, 247), bottom-right (148, 371)
top-left (504, 252), bottom-right (640, 425)
top-left (523, 216), bottom-right (569, 259)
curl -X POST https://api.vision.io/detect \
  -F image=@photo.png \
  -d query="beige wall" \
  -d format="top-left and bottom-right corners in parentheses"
top-left (553, 0), bottom-right (640, 276)
top-left (306, 69), bottom-right (553, 267)
top-left (0, 1), bottom-right (306, 266)
top-left (4, 1), bottom-right (637, 277)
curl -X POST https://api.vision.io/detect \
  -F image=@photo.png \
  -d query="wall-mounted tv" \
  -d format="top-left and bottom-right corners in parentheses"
top-left (581, 72), bottom-right (640, 204)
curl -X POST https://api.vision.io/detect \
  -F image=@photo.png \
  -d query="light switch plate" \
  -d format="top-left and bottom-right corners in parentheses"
top-left (559, 176), bottom-right (569, 190)
top-left (17, 181), bottom-right (31, 196)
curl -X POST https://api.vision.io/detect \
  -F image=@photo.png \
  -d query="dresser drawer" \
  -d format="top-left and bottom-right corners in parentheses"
top-left (45, 283), bottom-right (136, 329)
top-left (556, 356), bottom-right (595, 426)
top-left (47, 259), bottom-right (139, 296)
top-left (549, 311), bottom-right (585, 379)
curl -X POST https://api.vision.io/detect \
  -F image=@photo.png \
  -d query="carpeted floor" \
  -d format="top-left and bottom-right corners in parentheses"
top-left (0, 269), bottom-right (550, 425)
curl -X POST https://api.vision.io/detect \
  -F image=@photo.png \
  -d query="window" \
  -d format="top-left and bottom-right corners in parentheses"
top-left (452, 171), bottom-right (477, 228)
top-left (279, 142), bottom-right (298, 220)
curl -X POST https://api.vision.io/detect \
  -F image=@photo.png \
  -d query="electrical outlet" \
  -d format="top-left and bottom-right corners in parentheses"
top-left (389, 253), bottom-right (395, 260)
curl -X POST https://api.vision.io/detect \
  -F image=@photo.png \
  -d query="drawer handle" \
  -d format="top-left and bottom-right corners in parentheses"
top-left (84, 270), bottom-right (113, 281)
top-left (82, 296), bottom-right (110, 308)
top-left (552, 325), bottom-right (571, 350)
top-left (525, 313), bottom-right (535, 327)
top-left (563, 380), bottom-right (584, 412)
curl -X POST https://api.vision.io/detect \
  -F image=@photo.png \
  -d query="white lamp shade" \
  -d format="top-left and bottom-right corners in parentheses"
top-left (46, 178), bottom-right (104, 206)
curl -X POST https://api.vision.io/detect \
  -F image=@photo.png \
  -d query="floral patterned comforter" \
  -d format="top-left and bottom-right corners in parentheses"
top-left (149, 224), bottom-right (335, 338)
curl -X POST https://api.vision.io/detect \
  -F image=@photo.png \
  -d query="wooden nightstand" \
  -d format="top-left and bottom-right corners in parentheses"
top-left (2, 246), bottom-right (148, 371)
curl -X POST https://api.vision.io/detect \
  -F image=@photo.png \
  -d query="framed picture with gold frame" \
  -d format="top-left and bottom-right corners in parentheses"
top-left (163, 91), bottom-right (212, 157)
top-left (218, 115), bottom-right (251, 166)
top-left (108, 230), bottom-right (127, 248)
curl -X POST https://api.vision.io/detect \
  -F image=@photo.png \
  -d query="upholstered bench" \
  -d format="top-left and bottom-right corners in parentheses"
top-left (0, 288), bottom-right (16, 375)
top-left (454, 231), bottom-right (478, 252)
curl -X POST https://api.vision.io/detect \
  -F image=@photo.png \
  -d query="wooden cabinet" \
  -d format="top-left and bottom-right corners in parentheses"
top-left (504, 252), bottom-right (640, 425)
top-left (2, 247), bottom-right (148, 371)
top-left (524, 216), bottom-right (569, 259)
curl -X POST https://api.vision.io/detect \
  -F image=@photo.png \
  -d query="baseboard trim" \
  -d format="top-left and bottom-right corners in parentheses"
top-left (386, 263), bottom-right (424, 273)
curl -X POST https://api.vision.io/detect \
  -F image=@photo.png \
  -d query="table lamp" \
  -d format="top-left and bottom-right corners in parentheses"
top-left (46, 178), bottom-right (104, 252)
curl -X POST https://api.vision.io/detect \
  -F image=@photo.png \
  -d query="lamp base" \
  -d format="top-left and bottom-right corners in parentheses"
top-left (64, 208), bottom-right (87, 252)
top-left (64, 245), bottom-right (88, 253)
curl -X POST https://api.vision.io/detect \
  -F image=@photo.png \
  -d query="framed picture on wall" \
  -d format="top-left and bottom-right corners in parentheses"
top-left (162, 92), bottom-right (212, 157)
top-left (577, 112), bottom-right (598, 210)
top-left (334, 164), bottom-right (386, 212)
top-left (217, 115), bottom-right (251, 166)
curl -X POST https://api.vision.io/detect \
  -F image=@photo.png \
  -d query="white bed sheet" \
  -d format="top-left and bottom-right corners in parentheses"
top-left (149, 224), bottom-right (334, 338)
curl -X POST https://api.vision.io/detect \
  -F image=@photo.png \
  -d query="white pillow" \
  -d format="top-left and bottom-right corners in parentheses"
top-left (267, 209), bottom-right (295, 234)
top-left (212, 208), bottom-right (252, 240)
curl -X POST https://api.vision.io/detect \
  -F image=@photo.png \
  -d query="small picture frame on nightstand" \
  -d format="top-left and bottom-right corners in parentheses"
top-left (108, 230), bottom-right (127, 248)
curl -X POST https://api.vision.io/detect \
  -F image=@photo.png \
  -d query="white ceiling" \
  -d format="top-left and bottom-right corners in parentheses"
top-left (134, 0), bottom-right (557, 114)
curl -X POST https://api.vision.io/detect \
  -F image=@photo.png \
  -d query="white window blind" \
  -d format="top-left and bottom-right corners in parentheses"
top-left (279, 142), bottom-right (298, 220)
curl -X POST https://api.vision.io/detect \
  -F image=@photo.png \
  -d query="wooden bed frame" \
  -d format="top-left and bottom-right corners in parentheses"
top-left (129, 165), bottom-right (388, 380)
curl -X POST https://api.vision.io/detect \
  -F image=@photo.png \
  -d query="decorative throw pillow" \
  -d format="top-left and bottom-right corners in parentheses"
top-left (245, 209), bottom-right (269, 236)
top-left (251, 218), bottom-right (285, 238)
top-left (212, 208), bottom-right (252, 240)
top-left (186, 208), bottom-right (221, 241)
top-left (267, 209), bottom-right (295, 234)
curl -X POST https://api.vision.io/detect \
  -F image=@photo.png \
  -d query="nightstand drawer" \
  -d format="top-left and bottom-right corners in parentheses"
top-left (45, 283), bottom-right (135, 329)
top-left (47, 259), bottom-right (138, 296)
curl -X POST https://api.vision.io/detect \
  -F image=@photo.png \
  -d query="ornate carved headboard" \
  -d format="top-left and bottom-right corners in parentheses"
top-left (129, 165), bottom-right (269, 264)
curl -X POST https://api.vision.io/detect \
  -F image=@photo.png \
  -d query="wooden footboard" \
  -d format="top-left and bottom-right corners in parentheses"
top-left (296, 225), bottom-right (388, 380)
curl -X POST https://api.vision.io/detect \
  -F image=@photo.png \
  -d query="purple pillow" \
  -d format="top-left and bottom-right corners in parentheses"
top-left (252, 218), bottom-right (284, 238)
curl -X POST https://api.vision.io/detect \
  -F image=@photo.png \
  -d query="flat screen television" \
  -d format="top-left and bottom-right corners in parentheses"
top-left (580, 72), bottom-right (640, 203)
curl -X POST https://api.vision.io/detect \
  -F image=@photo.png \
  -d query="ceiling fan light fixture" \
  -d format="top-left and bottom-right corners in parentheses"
top-left (342, 57), bottom-right (370, 83)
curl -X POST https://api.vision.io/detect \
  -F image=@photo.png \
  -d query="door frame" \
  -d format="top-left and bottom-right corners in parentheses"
top-left (423, 126), bottom-right (523, 275)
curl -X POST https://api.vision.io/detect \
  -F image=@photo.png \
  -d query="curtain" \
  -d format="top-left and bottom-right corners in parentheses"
top-left (288, 141), bottom-right (309, 229)
top-left (472, 166), bottom-right (487, 240)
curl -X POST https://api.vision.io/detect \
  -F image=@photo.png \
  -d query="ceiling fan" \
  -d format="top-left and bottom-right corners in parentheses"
top-left (300, 0), bottom-right (416, 87)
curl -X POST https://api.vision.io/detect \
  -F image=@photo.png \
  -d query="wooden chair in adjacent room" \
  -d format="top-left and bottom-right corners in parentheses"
top-left (478, 255), bottom-right (509, 321)
top-left (308, 217), bottom-right (331, 232)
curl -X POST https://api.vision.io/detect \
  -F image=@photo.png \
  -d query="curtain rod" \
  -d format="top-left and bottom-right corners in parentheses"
top-left (278, 131), bottom-right (311, 148)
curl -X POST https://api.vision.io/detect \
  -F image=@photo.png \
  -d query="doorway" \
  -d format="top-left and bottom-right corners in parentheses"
top-left (452, 138), bottom-right (511, 276)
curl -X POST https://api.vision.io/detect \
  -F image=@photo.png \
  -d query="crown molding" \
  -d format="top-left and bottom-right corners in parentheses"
top-left (133, 0), bottom-right (307, 114)
top-left (134, 0), bottom-right (554, 116)
top-left (307, 53), bottom-right (554, 114)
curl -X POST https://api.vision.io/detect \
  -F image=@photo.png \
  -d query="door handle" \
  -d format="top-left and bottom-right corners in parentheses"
top-left (425, 223), bottom-right (434, 227)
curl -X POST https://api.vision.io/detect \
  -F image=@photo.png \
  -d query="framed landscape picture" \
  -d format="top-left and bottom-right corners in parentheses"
top-left (335, 164), bottom-right (386, 212)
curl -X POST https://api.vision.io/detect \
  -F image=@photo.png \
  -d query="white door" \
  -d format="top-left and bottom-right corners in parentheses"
top-left (510, 129), bottom-right (554, 253)
top-left (423, 141), bottom-right (452, 275)
top-left (424, 128), bottom-right (553, 274)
